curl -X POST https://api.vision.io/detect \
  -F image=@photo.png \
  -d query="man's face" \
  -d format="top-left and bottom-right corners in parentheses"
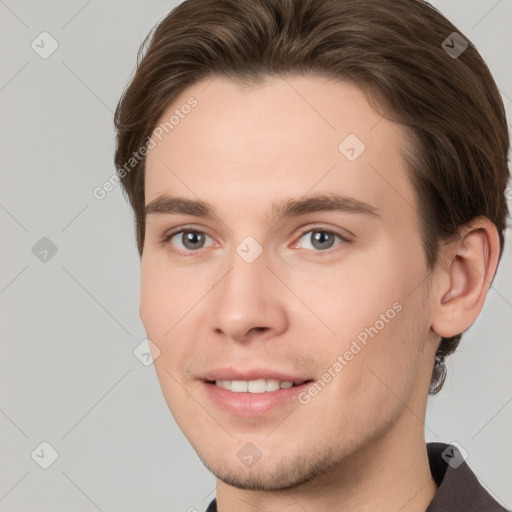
top-left (140, 75), bottom-right (438, 490)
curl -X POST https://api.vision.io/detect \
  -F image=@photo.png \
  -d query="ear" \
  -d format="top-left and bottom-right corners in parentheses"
top-left (431, 217), bottom-right (500, 339)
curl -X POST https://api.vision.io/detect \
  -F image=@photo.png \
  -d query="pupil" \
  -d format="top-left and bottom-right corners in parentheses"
top-left (184, 231), bottom-right (203, 249)
top-left (312, 231), bottom-right (334, 250)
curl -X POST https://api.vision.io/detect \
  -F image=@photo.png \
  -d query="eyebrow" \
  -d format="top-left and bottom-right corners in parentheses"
top-left (144, 193), bottom-right (380, 222)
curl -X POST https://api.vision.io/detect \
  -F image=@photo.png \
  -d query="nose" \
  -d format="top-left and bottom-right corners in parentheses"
top-left (208, 248), bottom-right (288, 343)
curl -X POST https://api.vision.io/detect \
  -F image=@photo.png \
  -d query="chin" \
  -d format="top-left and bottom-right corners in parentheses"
top-left (196, 443), bottom-right (341, 491)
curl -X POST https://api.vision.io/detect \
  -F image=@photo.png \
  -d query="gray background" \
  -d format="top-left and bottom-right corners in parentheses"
top-left (0, 0), bottom-right (511, 510)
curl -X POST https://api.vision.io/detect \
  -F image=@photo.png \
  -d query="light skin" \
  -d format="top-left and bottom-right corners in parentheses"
top-left (139, 75), bottom-right (499, 512)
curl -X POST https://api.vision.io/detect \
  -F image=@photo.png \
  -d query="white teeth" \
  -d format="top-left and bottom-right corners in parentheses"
top-left (214, 379), bottom-right (297, 393)
top-left (231, 380), bottom-right (248, 392)
top-left (248, 379), bottom-right (266, 393)
top-left (266, 379), bottom-right (280, 392)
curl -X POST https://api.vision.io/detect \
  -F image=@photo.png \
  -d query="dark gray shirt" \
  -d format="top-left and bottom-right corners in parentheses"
top-left (205, 442), bottom-right (510, 511)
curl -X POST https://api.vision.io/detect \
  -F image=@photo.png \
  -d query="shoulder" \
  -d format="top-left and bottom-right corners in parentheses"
top-left (205, 498), bottom-right (217, 512)
top-left (426, 442), bottom-right (510, 512)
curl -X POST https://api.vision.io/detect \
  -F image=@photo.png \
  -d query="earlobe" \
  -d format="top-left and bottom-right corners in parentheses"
top-left (431, 218), bottom-right (499, 339)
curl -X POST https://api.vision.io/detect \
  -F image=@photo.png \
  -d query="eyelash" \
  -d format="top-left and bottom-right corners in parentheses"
top-left (161, 225), bottom-right (351, 258)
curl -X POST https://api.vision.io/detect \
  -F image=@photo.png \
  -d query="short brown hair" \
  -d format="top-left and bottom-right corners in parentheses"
top-left (114, 0), bottom-right (510, 394)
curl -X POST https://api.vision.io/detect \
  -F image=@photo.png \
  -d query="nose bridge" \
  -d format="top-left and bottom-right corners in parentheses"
top-left (208, 243), bottom-right (287, 341)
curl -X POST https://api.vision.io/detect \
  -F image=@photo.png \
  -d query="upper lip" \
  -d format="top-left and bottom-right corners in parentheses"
top-left (202, 368), bottom-right (312, 385)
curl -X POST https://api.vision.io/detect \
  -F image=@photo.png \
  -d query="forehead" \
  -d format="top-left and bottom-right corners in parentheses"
top-left (144, 74), bottom-right (416, 225)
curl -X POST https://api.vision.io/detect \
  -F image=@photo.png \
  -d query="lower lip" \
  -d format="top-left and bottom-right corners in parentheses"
top-left (202, 381), bottom-right (312, 417)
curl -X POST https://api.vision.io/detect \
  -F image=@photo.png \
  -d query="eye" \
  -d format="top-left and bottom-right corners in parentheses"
top-left (166, 229), bottom-right (215, 253)
top-left (295, 228), bottom-right (347, 252)
top-left (162, 226), bottom-right (349, 256)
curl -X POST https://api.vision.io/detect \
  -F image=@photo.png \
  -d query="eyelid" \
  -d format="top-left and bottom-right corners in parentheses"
top-left (296, 224), bottom-right (352, 241)
top-left (162, 224), bottom-right (213, 241)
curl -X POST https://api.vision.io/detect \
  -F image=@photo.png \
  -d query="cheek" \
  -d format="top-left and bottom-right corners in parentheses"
top-left (139, 259), bottom-right (202, 424)
top-left (294, 250), bottom-right (428, 403)
top-left (139, 254), bottom-right (202, 335)
top-left (301, 298), bottom-right (428, 445)
top-left (139, 259), bottom-right (191, 392)
top-left (336, 288), bottom-right (428, 413)
top-left (283, 249), bottom-right (402, 343)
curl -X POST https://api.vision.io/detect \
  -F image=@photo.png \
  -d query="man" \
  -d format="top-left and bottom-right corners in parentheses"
top-left (114, 0), bottom-right (510, 510)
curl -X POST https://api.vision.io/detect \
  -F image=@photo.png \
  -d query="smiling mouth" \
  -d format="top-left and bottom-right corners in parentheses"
top-left (207, 378), bottom-right (313, 393)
